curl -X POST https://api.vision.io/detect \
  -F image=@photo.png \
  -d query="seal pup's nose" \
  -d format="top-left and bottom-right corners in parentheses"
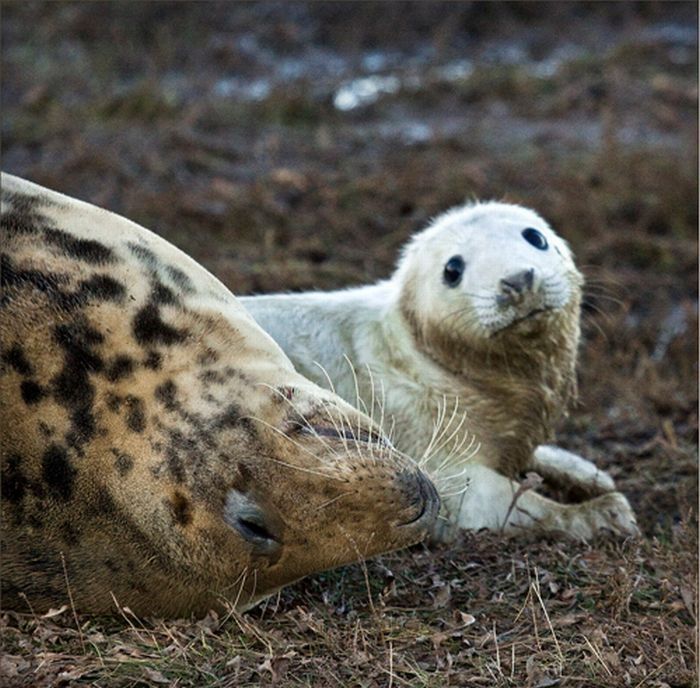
top-left (498, 268), bottom-right (535, 306)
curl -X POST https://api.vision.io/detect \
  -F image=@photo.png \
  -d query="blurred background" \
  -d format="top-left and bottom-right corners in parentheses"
top-left (3, 0), bottom-right (696, 535)
top-left (2, 3), bottom-right (697, 685)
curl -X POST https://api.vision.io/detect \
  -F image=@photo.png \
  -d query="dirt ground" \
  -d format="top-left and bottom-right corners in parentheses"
top-left (1, 2), bottom-right (697, 686)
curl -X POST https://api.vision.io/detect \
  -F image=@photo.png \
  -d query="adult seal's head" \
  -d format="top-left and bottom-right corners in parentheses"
top-left (0, 173), bottom-right (439, 618)
top-left (396, 202), bottom-right (583, 390)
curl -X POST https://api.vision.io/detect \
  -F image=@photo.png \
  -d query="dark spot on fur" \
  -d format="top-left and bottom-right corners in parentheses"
top-left (94, 487), bottom-right (118, 515)
top-left (168, 428), bottom-right (196, 451)
top-left (1, 210), bottom-right (37, 237)
top-left (113, 452), bottom-right (134, 476)
top-left (143, 351), bottom-right (162, 370)
top-left (1, 191), bottom-right (49, 236)
top-left (165, 447), bottom-right (185, 483)
top-left (166, 265), bottom-right (195, 293)
top-left (203, 392), bottom-right (220, 405)
top-left (78, 274), bottom-right (126, 302)
top-left (0, 253), bottom-right (68, 304)
top-left (1, 252), bottom-right (124, 311)
top-left (42, 444), bottom-right (76, 501)
top-left (154, 380), bottom-right (178, 410)
top-left (127, 241), bottom-right (159, 268)
top-left (105, 355), bottom-right (135, 382)
top-left (169, 491), bottom-right (193, 526)
top-left (2, 454), bottom-right (28, 504)
top-left (2, 344), bottom-right (33, 376)
top-left (215, 403), bottom-right (250, 431)
top-left (38, 422), bottom-right (54, 437)
top-left (199, 369), bottom-right (226, 385)
top-left (106, 392), bottom-right (122, 412)
top-left (132, 303), bottom-right (188, 346)
top-left (44, 227), bottom-right (114, 264)
top-left (124, 395), bottom-right (146, 432)
top-left (151, 280), bottom-right (177, 305)
top-left (20, 380), bottom-right (45, 404)
top-left (52, 321), bottom-right (103, 448)
top-left (197, 350), bottom-right (219, 365)
top-left (104, 559), bottom-right (120, 573)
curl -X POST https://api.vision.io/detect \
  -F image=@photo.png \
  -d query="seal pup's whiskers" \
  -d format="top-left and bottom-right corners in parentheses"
top-left (240, 199), bottom-right (637, 542)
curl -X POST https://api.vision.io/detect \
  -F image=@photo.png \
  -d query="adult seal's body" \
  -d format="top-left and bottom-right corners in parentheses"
top-left (242, 202), bottom-right (638, 541)
top-left (0, 173), bottom-right (439, 617)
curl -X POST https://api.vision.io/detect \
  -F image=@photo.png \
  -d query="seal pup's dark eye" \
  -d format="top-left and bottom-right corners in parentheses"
top-left (443, 255), bottom-right (465, 287)
top-left (522, 228), bottom-right (548, 250)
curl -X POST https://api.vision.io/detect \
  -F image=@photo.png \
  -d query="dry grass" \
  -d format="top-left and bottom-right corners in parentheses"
top-left (2, 529), bottom-right (696, 686)
top-left (1, 2), bottom-right (697, 686)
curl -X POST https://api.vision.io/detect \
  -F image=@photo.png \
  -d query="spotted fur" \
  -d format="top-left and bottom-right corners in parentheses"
top-left (0, 174), bottom-right (439, 617)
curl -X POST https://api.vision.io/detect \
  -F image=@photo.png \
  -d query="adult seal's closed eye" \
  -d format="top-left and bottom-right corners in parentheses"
top-left (241, 201), bottom-right (639, 542)
top-left (0, 173), bottom-right (439, 618)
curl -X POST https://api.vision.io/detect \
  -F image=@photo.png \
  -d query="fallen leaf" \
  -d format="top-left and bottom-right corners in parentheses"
top-left (41, 605), bottom-right (68, 619)
top-left (535, 678), bottom-right (560, 687)
top-left (432, 584), bottom-right (451, 609)
top-left (680, 585), bottom-right (696, 619)
top-left (454, 610), bottom-right (476, 627)
top-left (58, 667), bottom-right (91, 681)
top-left (553, 613), bottom-right (585, 627)
top-left (143, 667), bottom-right (170, 684)
top-left (431, 631), bottom-right (448, 649)
top-left (0, 655), bottom-right (31, 677)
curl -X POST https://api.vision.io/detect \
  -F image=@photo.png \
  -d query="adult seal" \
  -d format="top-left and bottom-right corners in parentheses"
top-left (242, 201), bottom-right (639, 541)
top-left (0, 173), bottom-right (439, 617)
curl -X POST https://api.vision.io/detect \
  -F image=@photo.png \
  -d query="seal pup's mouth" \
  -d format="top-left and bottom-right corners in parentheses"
top-left (491, 306), bottom-right (553, 336)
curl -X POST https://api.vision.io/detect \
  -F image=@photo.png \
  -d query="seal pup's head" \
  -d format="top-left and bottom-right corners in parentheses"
top-left (396, 201), bottom-right (583, 377)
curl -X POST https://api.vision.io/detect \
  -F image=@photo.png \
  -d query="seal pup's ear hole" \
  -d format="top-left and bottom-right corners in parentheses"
top-left (522, 228), bottom-right (549, 251)
top-left (443, 255), bottom-right (465, 287)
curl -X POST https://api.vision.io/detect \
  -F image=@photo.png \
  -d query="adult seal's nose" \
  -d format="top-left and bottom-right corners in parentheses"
top-left (498, 268), bottom-right (535, 306)
top-left (397, 470), bottom-right (440, 527)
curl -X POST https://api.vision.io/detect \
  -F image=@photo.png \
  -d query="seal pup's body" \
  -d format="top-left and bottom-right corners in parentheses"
top-left (242, 202), bottom-right (638, 541)
top-left (0, 174), bottom-right (439, 617)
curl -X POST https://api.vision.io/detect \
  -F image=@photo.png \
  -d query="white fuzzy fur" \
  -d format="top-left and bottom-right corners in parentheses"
top-left (241, 202), bottom-right (639, 541)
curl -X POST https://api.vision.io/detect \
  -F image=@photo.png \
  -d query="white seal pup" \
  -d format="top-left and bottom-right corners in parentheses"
top-left (241, 201), bottom-right (639, 541)
top-left (0, 173), bottom-right (439, 617)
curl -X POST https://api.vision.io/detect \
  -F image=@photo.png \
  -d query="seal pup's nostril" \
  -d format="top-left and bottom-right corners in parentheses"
top-left (498, 268), bottom-right (536, 305)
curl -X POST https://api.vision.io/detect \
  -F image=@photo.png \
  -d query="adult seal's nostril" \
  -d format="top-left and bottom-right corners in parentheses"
top-left (398, 470), bottom-right (441, 527)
